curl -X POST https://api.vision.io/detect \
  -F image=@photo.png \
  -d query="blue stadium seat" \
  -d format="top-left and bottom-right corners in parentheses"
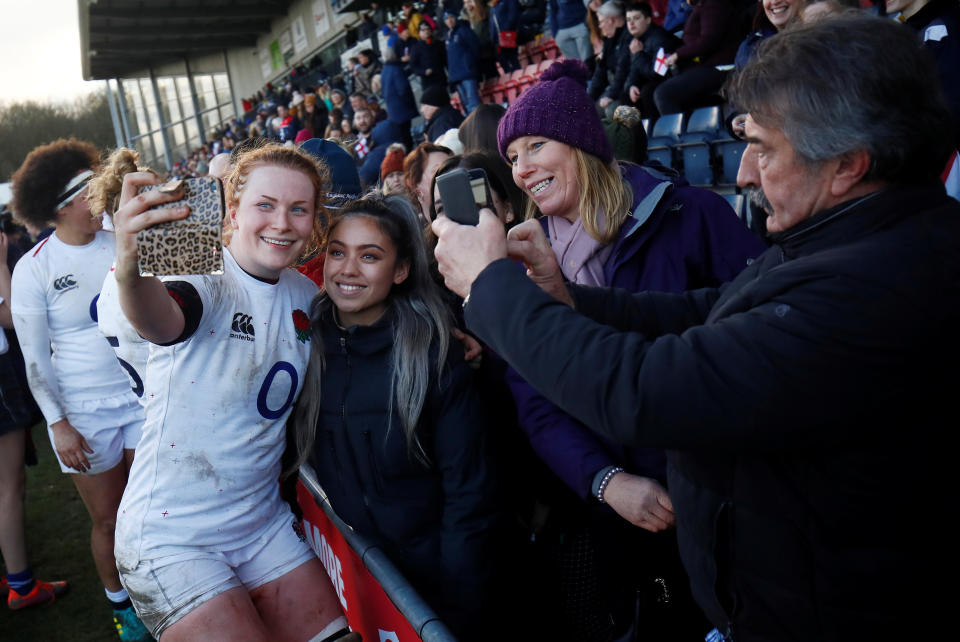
top-left (646, 112), bottom-right (684, 147)
top-left (674, 107), bottom-right (723, 186)
top-left (679, 106), bottom-right (722, 144)
top-left (646, 113), bottom-right (685, 170)
top-left (712, 139), bottom-right (747, 186)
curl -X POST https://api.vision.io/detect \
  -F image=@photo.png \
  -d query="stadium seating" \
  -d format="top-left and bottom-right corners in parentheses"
top-left (541, 39), bottom-right (560, 60)
top-left (646, 112), bottom-right (685, 168)
top-left (517, 63), bottom-right (540, 94)
top-left (504, 69), bottom-right (526, 104)
top-left (674, 106), bottom-right (723, 186)
top-left (713, 139), bottom-right (747, 187)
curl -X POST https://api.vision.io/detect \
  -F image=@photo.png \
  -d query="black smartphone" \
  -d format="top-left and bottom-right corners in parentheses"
top-left (436, 168), bottom-right (494, 226)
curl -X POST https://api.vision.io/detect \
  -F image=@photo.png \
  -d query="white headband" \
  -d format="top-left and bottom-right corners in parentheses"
top-left (55, 170), bottom-right (94, 211)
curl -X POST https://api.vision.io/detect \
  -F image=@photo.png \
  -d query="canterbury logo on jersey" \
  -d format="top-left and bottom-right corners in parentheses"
top-left (230, 312), bottom-right (255, 341)
top-left (53, 275), bottom-right (78, 292)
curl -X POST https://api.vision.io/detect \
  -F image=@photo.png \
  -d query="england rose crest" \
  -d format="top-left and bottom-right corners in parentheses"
top-left (292, 309), bottom-right (310, 343)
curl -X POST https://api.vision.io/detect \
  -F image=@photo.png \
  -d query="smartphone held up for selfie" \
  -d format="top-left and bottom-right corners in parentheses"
top-left (436, 168), bottom-right (494, 226)
top-left (135, 176), bottom-right (225, 276)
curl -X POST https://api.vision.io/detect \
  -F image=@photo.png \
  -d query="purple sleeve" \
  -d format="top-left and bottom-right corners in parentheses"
top-left (506, 365), bottom-right (618, 499)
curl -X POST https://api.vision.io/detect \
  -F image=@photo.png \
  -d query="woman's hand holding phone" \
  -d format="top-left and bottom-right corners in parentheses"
top-left (111, 172), bottom-right (189, 344)
top-left (112, 173), bottom-right (189, 285)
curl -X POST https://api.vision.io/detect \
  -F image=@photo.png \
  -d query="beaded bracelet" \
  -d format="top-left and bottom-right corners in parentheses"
top-left (596, 466), bottom-right (624, 504)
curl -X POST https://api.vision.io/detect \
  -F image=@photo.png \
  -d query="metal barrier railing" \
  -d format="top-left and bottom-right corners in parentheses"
top-left (298, 464), bottom-right (458, 642)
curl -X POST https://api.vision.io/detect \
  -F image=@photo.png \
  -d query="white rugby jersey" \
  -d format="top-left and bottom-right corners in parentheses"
top-left (115, 248), bottom-right (318, 563)
top-left (11, 231), bottom-right (132, 424)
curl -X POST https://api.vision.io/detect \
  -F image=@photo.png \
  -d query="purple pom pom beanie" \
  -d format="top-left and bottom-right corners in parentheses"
top-left (496, 59), bottom-right (613, 164)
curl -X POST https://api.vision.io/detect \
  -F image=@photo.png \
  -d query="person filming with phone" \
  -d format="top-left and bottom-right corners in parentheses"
top-left (431, 15), bottom-right (957, 641)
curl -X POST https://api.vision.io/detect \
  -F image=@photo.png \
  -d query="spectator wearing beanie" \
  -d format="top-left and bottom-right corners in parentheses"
top-left (410, 21), bottom-right (448, 90)
top-left (445, 11), bottom-right (483, 115)
top-left (380, 145), bottom-right (408, 195)
top-left (495, 58), bottom-right (764, 642)
top-left (395, 23), bottom-right (415, 66)
top-left (420, 85), bottom-right (465, 143)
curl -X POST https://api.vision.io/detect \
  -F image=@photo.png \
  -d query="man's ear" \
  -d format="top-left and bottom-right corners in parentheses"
top-left (830, 149), bottom-right (872, 198)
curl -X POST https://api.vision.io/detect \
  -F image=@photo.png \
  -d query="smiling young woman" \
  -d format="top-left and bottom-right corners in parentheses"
top-left (107, 143), bottom-right (351, 642)
top-left (294, 194), bottom-right (496, 640)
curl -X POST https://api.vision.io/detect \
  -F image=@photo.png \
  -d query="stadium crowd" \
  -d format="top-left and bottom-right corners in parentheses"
top-left (2, 0), bottom-right (958, 641)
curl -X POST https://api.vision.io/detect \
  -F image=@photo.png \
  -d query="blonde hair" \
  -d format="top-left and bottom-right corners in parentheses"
top-left (225, 143), bottom-right (330, 259)
top-left (524, 148), bottom-right (631, 245)
top-left (85, 148), bottom-right (153, 217)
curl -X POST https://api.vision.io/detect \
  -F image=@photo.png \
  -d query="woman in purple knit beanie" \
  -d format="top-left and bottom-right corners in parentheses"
top-left (496, 58), bottom-right (765, 640)
top-left (496, 59), bottom-right (629, 244)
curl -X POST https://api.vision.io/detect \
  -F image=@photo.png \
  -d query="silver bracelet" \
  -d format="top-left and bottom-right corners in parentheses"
top-left (596, 466), bottom-right (624, 504)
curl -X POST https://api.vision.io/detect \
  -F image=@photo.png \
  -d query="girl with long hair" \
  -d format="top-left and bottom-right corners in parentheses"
top-left (294, 194), bottom-right (495, 638)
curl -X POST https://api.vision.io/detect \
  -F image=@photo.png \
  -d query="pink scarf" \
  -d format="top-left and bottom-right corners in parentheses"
top-left (548, 215), bottom-right (613, 287)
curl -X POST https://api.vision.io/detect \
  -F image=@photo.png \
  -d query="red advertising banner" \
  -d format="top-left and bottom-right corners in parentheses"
top-left (297, 481), bottom-right (423, 642)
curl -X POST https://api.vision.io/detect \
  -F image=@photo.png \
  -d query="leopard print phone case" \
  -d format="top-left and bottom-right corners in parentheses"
top-left (136, 177), bottom-right (224, 276)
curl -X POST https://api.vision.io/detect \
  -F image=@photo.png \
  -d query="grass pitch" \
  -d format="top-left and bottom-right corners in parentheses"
top-left (0, 423), bottom-right (123, 641)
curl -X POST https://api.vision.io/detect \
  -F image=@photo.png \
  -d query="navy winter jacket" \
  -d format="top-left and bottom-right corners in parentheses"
top-left (628, 24), bottom-right (682, 87)
top-left (446, 19), bottom-right (482, 83)
top-left (309, 308), bottom-right (496, 635)
top-left (410, 37), bottom-right (448, 88)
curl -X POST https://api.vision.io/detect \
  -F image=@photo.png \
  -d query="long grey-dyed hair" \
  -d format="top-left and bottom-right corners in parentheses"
top-left (288, 193), bottom-right (452, 475)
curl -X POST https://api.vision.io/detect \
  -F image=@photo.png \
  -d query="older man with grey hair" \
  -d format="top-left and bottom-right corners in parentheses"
top-left (432, 15), bottom-right (956, 641)
top-left (589, 0), bottom-right (632, 110)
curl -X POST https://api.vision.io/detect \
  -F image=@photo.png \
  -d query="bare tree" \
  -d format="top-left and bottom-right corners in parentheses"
top-left (0, 91), bottom-right (115, 181)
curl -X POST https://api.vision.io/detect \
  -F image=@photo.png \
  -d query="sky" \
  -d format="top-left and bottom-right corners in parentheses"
top-left (0, 0), bottom-right (105, 105)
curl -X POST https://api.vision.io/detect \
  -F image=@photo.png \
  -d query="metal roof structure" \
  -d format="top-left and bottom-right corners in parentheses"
top-left (79, 0), bottom-right (295, 80)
